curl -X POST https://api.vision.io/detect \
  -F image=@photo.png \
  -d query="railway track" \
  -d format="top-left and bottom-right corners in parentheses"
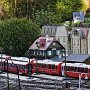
top-left (0, 74), bottom-right (90, 90)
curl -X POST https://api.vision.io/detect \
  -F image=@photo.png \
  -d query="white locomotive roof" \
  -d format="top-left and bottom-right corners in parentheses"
top-left (0, 58), bottom-right (6, 62)
top-left (0, 54), bottom-right (10, 58)
top-left (33, 59), bottom-right (62, 65)
top-left (11, 56), bottom-right (29, 62)
top-left (62, 63), bottom-right (90, 68)
top-left (5, 59), bottom-right (29, 65)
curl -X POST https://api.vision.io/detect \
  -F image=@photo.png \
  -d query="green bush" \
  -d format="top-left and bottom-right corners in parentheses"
top-left (0, 18), bottom-right (40, 56)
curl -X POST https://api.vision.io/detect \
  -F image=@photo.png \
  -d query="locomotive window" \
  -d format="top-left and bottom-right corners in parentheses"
top-left (78, 67), bottom-right (81, 72)
top-left (85, 68), bottom-right (88, 73)
top-left (64, 66), bottom-right (66, 70)
top-left (88, 69), bottom-right (90, 73)
top-left (4, 63), bottom-right (7, 66)
top-left (64, 66), bottom-right (67, 71)
top-left (74, 67), bottom-right (77, 72)
top-left (81, 68), bottom-right (84, 73)
top-left (67, 66), bottom-right (70, 71)
top-left (14, 64), bottom-right (17, 68)
top-left (42, 64), bottom-right (46, 68)
top-left (26, 65), bottom-right (28, 69)
top-left (19, 65), bottom-right (24, 69)
top-left (38, 63), bottom-right (41, 67)
top-left (71, 67), bottom-right (75, 71)
top-left (8, 63), bottom-right (11, 67)
top-left (56, 66), bottom-right (57, 69)
top-left (51, 65), bottom-right (55, 69)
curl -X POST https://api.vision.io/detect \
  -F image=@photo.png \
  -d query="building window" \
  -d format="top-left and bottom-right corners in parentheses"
top-left (56, 50), bottom-right (60, 55)
top-left (44, 27), bottom-right (46, 34)
top-left (52, 28), bottom-right (56, 34)
top-left (78, 40), bottom-right (79, 45)
top-left (74, 30), bottom-right (78, 36)
top-left (34, 50), bottom-right (35, 55)
top-left (39, 51), bottom-right (42, 56)
top-left (47, 51), bottom-right (51, 56)
top-left (42, 51), bottom-right (45, 56)
top-left (74, 40), bottom-right (75, 45)
top-left (78, 49), bottom-right (79, 53)
top-left (63, 37), bottom-right (65, 42)
top-left (50, 28), bottom-right (52, 34)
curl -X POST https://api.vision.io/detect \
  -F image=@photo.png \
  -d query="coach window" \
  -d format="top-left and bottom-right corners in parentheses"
top-left (48, 64), bottom-right (51, 69)
top-left (81, 68), bottom-right (84, 73)
top-left (85, 68), bottom-right (88, 73)
top-left (51, 65), bottom-right (55, 69)
top-left (74, 67), bottom-right (77, 72)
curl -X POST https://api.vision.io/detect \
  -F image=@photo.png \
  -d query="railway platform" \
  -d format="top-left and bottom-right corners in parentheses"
top-left (0, 72), bottom-right (64, 81)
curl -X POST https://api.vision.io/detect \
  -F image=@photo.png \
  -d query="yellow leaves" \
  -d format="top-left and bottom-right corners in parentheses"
top-left (82, 0), bottom-right (89, 11)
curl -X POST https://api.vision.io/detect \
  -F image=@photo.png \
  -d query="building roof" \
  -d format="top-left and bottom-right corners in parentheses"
top-left (66, 54), bottom-right (90, 62)
top-left (51, 54), bottom-right (90, 63)
top-left (51, 56), bottom-right (65, 62)
top-left (29, 36), bottom-right (64, 50)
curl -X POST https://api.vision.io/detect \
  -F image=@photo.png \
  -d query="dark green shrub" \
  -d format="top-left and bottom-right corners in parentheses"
top-left (0, 18), bottom-right (40, 56)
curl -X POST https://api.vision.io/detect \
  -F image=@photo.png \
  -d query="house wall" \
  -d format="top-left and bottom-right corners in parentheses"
top-left (41, 25), bottom-right (68, 54)
top-left (71, 31), bottom-right (81, 54)
top-left (88, 31), bottom-right (90, 54)
top-left (81, 39), bottom-right (88, 54)
top-left (71, 27), bottom-right (89, 54)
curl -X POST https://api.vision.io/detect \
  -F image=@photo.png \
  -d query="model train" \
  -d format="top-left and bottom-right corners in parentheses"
top-left (0, 54), bottom-right (33, 75)
top-left (31, 59), bottom-right (90, 79)
top-left (0, 54), bottom-right (90, 79)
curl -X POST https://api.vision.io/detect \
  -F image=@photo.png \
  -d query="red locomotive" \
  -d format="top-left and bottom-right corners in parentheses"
top-left (31, 59), bottom-right (63, 75)
top-left (61, 63), bottom-right (90, 79)
top-left (0, 54), bottom-right (33, 75)
top-left (4, 56), bottom-right (30, 75)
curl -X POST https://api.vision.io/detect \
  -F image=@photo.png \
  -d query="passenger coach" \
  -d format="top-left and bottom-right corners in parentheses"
top-left (4, 56), bottom-right (31, 75)
top-left (61, 63), bottom-right (90, 79)
top-left (31, 59), bottom-right (62, 75)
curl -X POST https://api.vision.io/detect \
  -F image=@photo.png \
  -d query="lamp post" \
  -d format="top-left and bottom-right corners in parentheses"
top-left (7, 58), bottom-right (9, 90)
top-left (60, 49), bottom-right (67, 78)
top-left (17, 66), bottom-right (21, 90)
top-left (6, 57), bottom-right (11, 90)
top-left (28, 58), bottom-right (31, 78)
top-left (35, 41), bottom-right (40, 74)
top-left (0, 47), bottom-right (4, 73)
